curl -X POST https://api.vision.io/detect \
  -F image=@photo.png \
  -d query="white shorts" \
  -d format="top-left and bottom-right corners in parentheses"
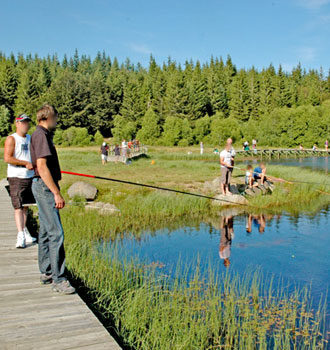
top-left (101, 154), bottom-right (108, 161)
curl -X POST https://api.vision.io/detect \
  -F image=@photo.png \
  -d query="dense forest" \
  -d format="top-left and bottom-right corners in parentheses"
top-left (0, 50), bottom-right (329, 147)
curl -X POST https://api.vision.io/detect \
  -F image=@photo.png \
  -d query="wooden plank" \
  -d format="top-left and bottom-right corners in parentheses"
top-left (0, 184), bottom-right (121, 350)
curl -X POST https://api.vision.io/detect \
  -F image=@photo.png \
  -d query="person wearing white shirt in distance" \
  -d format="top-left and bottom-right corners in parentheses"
top-left (219, 142), bottom-right (234, 196)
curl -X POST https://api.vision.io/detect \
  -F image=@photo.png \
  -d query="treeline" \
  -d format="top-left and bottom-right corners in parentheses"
top-left (0, 50), bottom-right (329, 147)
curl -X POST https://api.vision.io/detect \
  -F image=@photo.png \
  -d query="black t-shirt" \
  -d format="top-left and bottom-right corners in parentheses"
top-left (101, 145), bottom-right (109, 156)
top-left (114, 146), bottom-right (120, 156)
top-left (30, 125), bottom-right (61, 184)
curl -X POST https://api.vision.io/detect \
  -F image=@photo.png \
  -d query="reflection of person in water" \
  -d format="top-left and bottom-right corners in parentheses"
top-left (219, 215), bottom-right (234, 267)
top-left (246, 214), bottom-right (253, 233)
top-left (246, 213), bottom-right (273, 234)
top-left (253, 214), bottom-right (266, 233)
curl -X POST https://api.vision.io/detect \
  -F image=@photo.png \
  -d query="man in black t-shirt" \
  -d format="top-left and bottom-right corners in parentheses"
top-left (30, 104), bottom-right (75, 294)
top-left (100, 142), bottom-right (109, 165)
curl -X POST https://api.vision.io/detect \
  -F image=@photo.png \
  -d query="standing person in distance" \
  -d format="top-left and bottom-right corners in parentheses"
top-left (100, 142), bottom-right (109, 165)
top-left (219, 142), bottom-right (234, 196)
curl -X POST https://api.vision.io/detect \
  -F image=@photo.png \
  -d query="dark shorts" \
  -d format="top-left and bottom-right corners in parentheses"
top-left (7, 177), bottom-right (35, 209)
top-left (221, 167), bottom-right (231, 184)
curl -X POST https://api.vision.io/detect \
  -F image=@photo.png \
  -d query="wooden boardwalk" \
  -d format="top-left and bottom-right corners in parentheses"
top-left (0, 183), bottom-right (121, 350)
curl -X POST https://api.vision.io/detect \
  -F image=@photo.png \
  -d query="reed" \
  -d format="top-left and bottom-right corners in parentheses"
top-left (63, 221), bottom-right (327, 349)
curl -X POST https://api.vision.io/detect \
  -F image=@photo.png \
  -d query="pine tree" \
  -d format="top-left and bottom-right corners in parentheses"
top-left (45, 69), bottom-right (90, 129)
top-left (186, 61), bottom-right (210, 120)
top-left (0, 59), bottom-right (17, 115)
top-left (246, 67), bottom-right (260, 120)
top-left (0, 105), bottom-right (12, 136)
top-left (164, 67), bottom-right (189, 117)
top-left (14, 64), bottom-right (40, 119)
top-left (259, 65), bottom-right (277, 115)
top-left (228, 70), bottom-right (250, 122)
top-left (88, 69), bottom-right (113, 135)
top-left (207, 70), bottom-right (228, 115)
top-left (136, 108), bottom-right (161, 143)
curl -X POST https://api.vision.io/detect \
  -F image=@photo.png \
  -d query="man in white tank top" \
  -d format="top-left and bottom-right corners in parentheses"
top-left (4, 114), bottom-right (36, 248)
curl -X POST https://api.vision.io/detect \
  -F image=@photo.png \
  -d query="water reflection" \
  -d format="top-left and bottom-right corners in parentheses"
top-left (219, 215), bottom-right (234, 267)
top-left (218, 213), bottom-right (284, 268)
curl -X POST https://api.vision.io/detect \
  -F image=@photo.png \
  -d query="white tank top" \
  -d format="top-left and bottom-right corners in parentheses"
top-left (7, 133), bottom-right (35, 179)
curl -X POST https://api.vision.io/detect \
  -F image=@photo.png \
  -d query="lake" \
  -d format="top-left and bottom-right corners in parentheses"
top-left (247, 155), bottom-right (329, 173)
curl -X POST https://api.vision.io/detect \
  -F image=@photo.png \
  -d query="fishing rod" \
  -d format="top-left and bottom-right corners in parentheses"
top-left (61, 171), bottom-right (249, 206)
top-left (231, 165), bottom-right (330, 187)
top-left (230, 165), bottom-right (330, 195)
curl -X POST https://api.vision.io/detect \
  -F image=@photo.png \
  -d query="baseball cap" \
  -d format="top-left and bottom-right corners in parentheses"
top-left (16, 114), bottom-right (31, 122)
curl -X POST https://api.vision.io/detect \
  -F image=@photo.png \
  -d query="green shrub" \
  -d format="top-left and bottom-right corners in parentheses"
top-left (136, 109), bottom-right (161, 144)
top-left (53, 129), bottom-right (64, 145)
top-left (61, 126), bottom-right (93, 146)
top-left (0, 105), bottom-right (12, 137)
top-left (0, 136), bottom-right (6, 146)
top-left (93, 130), bottom-right (104, 145)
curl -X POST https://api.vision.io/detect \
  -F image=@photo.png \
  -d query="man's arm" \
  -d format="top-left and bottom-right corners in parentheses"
top-left (220, 155), bottom-right (232, 168)
top-left (4, 136), bottom-right (33, 169)
top-left (36, 158), bottom-right (65, 209)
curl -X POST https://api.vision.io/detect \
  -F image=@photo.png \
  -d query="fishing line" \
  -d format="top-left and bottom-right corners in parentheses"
top-left (61, 171), bottom-right (249, 206)
top-left (231, 165), bottom-right (330, 187)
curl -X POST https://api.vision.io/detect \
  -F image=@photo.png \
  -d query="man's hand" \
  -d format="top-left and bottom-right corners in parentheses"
top-left (54, 192), bottom-right (65, 209)
top-left (25, 162), bottom-right (33, 170)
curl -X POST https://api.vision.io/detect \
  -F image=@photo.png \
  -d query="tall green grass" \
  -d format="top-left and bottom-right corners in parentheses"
top-left (64, 226), bottom-right (327, 349)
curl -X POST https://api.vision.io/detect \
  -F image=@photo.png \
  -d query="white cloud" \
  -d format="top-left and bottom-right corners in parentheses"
top-left (281, 63), bottom-right (296, 72)
top-left (281, 46), bottom-right (318, 72)
top-left (70, 14), bottom-right (102, 31)
top-left (296, 0), bottom-right (330, 10)
top-left (128, 43), bottom-right (152, 55)
top-left (296, 46), bottom-right (317, 61)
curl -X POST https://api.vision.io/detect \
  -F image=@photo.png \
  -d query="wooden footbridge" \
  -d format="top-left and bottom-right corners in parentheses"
top-left (234, 148), bottom-right (329, 159)
top-left (0, 182), bottom-right (121, 350)
top-left (107, 145), bottom-right (148, 163)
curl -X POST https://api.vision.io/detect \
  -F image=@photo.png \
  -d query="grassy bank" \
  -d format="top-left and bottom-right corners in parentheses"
top-left (1, 146), bottom-right (328, 213)
top-left (247, 165), bottom-right (330, 215)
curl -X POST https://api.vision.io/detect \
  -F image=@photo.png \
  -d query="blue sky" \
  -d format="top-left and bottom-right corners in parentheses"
top-left (1, 0), bottom-right (329, 72)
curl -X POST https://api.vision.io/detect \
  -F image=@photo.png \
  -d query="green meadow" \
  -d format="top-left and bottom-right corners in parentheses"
top-left (0, 146), bottom-right (329, 349)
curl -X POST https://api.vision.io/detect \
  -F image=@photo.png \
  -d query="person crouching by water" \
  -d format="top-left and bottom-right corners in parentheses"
top-left (253, 162), bottom-right (267, 185)
top-left (220, 142), bottom-right (234, 195)
top-left (245, 164), bottom-right (258, 188)
top-left (219, 215), bottom-right (234, 268)
top-left (100, 142), bottom-right (109, 165)
top-left (4, 114), bottom-right (37, 248)
top-left (30, 104), bottom-right (75, 294)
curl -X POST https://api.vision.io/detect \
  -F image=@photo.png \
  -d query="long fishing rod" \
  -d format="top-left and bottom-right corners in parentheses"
top-left (61, 171), bottom-right (249, 206)
top-left (230, 165), bottom-right (330, 195)
top-left (187, 157), bottom-right (329, 186)
top-left (231, 165), bottom-right (330, 186)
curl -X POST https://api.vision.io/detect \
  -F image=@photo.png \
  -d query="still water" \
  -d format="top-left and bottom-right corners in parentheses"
top-left (251, 155), bottom-right (329, 173)
top-left (103, 157), bottom-right (329, 320)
